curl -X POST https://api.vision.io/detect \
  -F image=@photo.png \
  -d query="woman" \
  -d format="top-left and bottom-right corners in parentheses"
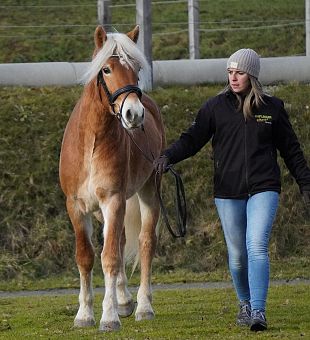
top-left (154, 48), bottom-right (310, 331)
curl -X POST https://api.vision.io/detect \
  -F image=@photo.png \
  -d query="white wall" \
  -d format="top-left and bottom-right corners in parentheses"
top-left (1, 56), bottom-right (310, 88)
top-left (0, 62), bottom-right (87, 87)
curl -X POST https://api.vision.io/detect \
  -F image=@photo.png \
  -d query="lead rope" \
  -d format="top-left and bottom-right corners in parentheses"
top-left (122, 124), bottom-right (187, 238)
top-left (155, 166), bottom-right (187, 238)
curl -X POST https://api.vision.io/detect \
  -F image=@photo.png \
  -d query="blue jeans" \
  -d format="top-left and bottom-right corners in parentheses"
top-left (215, 191), bottom-right (279, 311)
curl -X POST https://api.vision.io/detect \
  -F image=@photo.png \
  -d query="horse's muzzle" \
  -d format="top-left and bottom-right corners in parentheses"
top-left (120, 100), bottom-right (145, 129)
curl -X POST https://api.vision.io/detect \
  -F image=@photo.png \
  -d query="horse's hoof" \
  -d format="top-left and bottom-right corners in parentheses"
top-left (118, 300), bottom-right (136, 318)
top-left (99, 321), bottom-right (121, 332)
top-left (135, 311), bottom-right (155, 321)
top-left (74, 318), bottom-right (96, 327)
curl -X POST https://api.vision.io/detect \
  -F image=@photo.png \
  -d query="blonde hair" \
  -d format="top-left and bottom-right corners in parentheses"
top-left (221, 76), bottom-right (266, 120)
top-left (81, 32), bottom-right (150, 89)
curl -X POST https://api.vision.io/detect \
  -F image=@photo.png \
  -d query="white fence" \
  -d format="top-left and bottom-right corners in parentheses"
top-left (1, 56), bottom-right (310, 88)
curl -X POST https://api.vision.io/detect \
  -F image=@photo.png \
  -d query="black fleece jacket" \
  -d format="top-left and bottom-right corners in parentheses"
top-left (164, 91), bottom-right (310, 199)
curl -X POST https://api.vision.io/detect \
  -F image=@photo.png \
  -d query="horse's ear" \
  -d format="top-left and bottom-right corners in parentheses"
top-left (94, 25), bottom-right (107, 49)
top-left (127, 25), bottom-right (139, 43)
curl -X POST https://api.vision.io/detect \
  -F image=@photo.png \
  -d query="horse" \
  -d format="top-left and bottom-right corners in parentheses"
top-left (59, 25), bottom-right (165, 332)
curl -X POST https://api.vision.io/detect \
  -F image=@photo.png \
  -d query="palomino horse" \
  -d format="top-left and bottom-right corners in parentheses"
top-left (59, 25), bottom-right (165, 331)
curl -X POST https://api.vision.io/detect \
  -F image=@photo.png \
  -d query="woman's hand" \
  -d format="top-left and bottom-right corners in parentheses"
top-left (154, 155), bottom-right (170, 176)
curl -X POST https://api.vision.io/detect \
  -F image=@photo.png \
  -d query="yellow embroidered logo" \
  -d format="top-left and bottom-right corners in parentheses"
top-left (255, 114), bottom-right (272, 124)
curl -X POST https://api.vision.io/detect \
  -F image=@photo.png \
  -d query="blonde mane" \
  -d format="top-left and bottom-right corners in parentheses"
top-left (82, 32), bottom-right (150, 89)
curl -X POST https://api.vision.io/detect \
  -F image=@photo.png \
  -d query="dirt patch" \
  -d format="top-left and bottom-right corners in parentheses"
top-left (0, 278), bottom-right (309, 298)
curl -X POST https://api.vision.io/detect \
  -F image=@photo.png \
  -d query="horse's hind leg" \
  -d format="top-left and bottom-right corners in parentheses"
top-left (135, 181), bottom-right (160, 321)
top-left (66, 198), bottom-right (95, 327)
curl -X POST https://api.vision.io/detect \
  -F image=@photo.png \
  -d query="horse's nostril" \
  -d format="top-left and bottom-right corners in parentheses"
top-left (126, 109), bottom-right (133, 122)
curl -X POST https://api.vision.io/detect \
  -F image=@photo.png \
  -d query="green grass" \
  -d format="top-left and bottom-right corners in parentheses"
top-left (0, 285), bottom-right (309, 339)
top-left (0, 0), bottom-right (306, 62)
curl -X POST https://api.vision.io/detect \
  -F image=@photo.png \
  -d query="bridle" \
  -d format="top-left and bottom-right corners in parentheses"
top-left (96, 58), bottom-right (187, 239)
top-left (96, 58), bottom-right (142, 120)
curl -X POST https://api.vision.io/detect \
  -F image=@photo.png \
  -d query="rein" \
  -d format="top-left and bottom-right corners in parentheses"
top-left (96, 69), bottom-right (187, 239)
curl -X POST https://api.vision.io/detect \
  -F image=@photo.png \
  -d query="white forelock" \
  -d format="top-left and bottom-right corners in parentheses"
top-left (81, 32), bottom-right (150, 88)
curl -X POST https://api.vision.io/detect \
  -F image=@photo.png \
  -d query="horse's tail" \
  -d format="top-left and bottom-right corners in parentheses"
top-left (124, 194), bottom-right (160, 276)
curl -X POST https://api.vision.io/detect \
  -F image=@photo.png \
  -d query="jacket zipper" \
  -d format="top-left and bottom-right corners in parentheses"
top-left (244, 119), bottom-right (250, 196)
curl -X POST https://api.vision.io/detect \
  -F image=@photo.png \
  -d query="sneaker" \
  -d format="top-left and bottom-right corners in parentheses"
top-left (236, 301), bottom-right (251, 326)
top-left (250, 309), bottom-right (267, 331)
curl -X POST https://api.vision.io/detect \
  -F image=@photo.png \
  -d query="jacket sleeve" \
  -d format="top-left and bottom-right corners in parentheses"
top-left (163, 101), bottom-right (215, 165)
top-left (273, 100), bottom-right (310, 192)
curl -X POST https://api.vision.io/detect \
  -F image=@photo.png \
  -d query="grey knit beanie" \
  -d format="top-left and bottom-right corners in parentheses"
top-left (227, 48), bottom-right (260, 78)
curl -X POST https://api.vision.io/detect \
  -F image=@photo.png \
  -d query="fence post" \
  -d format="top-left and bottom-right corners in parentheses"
top-left (188, 0), bottom-right (200, 59)
top-left (98, 0), bottom-right (111, 29)
top-left (306, 0), bottom-right (310, 56)
top-left (136, 0), bottom-right (153, 90)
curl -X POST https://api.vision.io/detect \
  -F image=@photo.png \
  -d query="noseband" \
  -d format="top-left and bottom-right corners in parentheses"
top-left (97, 68), bottom-right (142, 119)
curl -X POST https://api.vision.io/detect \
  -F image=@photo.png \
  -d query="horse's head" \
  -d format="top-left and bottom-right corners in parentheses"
top-left (84, 25), bottom-right (150, 130)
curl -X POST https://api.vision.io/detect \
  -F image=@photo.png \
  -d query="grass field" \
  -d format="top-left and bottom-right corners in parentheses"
top-left (0, 284), bottom-right (309, 339)
top-left (0, 256), bottom-right (309, 293)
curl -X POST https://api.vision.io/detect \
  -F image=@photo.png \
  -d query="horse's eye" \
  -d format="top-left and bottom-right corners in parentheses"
top-left (102, 67), bottom-right (111, 75)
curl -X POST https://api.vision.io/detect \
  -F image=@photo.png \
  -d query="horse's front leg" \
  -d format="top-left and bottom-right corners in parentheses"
top-left (99, 194), bottom-right (125, 332)
top-left (116, 227), bottom-right (135, 317)
top-left (136, 188), bottom-right (160, 321)
top-left (66, 198), bottom-right (95, 327)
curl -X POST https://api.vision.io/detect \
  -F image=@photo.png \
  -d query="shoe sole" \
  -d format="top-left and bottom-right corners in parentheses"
top-left (250, 322), bottom-right (267, 331)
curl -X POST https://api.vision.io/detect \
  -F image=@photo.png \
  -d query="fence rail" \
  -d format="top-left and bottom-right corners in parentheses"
top-left (1, 56), bottom-right (310, 88)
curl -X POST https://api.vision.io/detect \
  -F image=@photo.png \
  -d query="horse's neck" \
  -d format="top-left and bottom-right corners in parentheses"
top-left (82, 83), bottom-right (121, 137)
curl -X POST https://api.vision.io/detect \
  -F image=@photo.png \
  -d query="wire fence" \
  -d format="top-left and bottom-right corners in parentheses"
top-left (0, 0), bottom-right (306, 62)
top-left (0, 21), bottom-right (305, 38)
